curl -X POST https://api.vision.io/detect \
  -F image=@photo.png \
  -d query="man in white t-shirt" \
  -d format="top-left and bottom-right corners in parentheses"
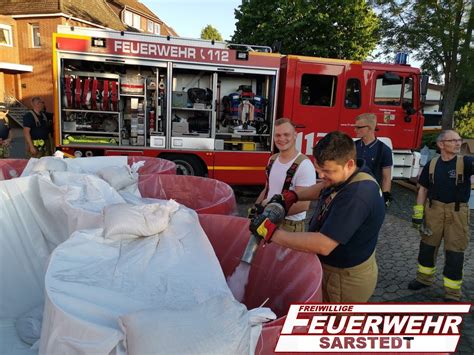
top-left (250, 118), bottom-right (316, 232)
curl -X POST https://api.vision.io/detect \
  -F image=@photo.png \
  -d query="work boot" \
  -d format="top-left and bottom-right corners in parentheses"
top-left (408, 279), bottom-right (430, 290)
top-left (443, 287), bottom-right (461, 302)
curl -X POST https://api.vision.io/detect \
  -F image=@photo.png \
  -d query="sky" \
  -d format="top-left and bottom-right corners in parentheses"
top-left (142, 0), bottom-right (241, 41)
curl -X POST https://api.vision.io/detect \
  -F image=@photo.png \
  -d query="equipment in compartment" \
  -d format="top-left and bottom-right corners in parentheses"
top-left (172, 115), bottom-right (189, 135)
top-left (62, 111), bottom-right (119, 132)
top-left (187, 112), bottom-right (210, 133)
top-left (120, 75), bottom-right (145, 95)
top-left (220, 85), bottom-right (267, 135)
top-left (187, 88), bottom-right (212, 107)
top-left (63, 134), bottom-right (118, 145)
top-left (63, 75), bottom-right (119, 112)
top-left (172, 91), bottom-right (188, 108)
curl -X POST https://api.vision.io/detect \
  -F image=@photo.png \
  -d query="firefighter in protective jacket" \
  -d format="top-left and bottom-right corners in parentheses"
top-left (409, 130), bottom-right (473, 301)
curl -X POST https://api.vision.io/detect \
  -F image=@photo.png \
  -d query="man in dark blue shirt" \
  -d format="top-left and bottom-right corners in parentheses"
top-left (354, 113), bottom-right (393, 207)
top-left (409, 130), bottom-right (473, 301)
top-left (22, 97), bottom-right (53, 158)
top-left (0, 109), bottom-right (13, 158)
top-left (250, 131), bottom-right (385, 302)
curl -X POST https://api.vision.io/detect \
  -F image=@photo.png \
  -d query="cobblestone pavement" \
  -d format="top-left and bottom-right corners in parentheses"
top-left (233, 183), bottom-right (473, 354)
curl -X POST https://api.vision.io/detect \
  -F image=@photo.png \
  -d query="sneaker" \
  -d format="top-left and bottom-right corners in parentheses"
top-left (408, 279), bottom-right (430, 290)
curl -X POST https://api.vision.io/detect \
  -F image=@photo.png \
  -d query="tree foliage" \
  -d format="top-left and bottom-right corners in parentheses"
top-left (376, 0), bottom-right (473, 129)
top-left (454, 102), bottom-right (474, 138)
top-left (200, 25), bottom-right (223, 41)
top-left (232, 0), bottom-right (379, 60)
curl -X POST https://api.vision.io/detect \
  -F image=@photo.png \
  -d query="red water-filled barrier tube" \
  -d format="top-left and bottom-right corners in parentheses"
top-left (139, 174), bottom-right (237, 215)
top-left (198, 214), bottom-right (323, 354)
top-left (0, 159), bottom-right (28, 180)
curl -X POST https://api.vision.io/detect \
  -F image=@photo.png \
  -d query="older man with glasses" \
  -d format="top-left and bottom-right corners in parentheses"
top-left (354, 113), bottom-right (393, 207)
top-left (409, 130), bottom-right (473, 301)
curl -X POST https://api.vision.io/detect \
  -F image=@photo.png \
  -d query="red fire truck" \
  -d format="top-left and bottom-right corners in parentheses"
top-left (53, 26), bottom-right (427, 185)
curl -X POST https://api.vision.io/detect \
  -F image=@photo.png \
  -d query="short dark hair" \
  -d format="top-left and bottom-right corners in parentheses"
top-left (313, 131), bottom-right (356, 166)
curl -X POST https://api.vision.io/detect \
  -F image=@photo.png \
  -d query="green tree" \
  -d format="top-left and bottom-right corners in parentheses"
top-left (232, 0), bottom-right (379, 60)
top-left (455, 79), bottom-right (474, 110)
top-left (454, 102), bottom-right (474, 138)
top-left (200, 25), bottom-right (223, 41)
top-left (376, 0), bottom-right (473, 130)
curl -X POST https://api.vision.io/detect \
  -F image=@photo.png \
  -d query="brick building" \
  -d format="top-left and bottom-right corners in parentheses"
top-left (0, 0), bottom-right (176, 116)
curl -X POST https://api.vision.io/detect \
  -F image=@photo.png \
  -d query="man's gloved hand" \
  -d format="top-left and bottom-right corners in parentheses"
top-left (247, 203), bottom-right (264, 219)
top-left (383, 191), bottom-right (393, 208)
top-left (249, 214), bottom-right (278, 243)
top-left (412, 204), bottom-right (424, 230)
top-left (268, 190), bottom-right (298, 215)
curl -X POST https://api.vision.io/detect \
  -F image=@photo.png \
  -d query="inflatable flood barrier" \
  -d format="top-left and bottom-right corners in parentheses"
top-left (0, 156), bottom-right (176, 180)
top-left (198, 214), bottom-right (324, 354)
top-left (139, 174), bottom-right (237, 215)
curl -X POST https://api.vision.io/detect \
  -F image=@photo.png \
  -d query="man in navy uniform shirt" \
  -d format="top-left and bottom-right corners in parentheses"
top-left (354, 113), bottom-right (393, 207)
top-left (250, 131), bottom-right (385, 302)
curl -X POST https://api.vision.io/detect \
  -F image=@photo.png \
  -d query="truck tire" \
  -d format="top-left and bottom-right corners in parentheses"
top-left (161, 154), bottom-right (206, 176)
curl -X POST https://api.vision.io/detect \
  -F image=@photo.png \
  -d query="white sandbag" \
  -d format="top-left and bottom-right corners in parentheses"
top-left (30, 157), bottom-right (67, 174)
top-left (15, 305), bottom-right (43, 346)
top-left (129, 160), bottom-right (145, 174)
top-left (97, 165), bottom-right (137, 191)
top-left (0, 176), bottom-right (66, 319)
top-left (0, 319), bottom-right (37, 355)
top-left (63, 156), bottom-right (128, 174)
top-left (119, 295), bottom-right (275, 355)
top-left (103, 201), bottom-right (179, 240)
top-left (38, 172), bottom-right (125, 235)
top-left (39, 207), bottom-right (270, 355)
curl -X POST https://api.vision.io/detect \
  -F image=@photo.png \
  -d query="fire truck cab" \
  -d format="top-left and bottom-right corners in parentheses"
top-left (53, 26), bottom-right (424, 185)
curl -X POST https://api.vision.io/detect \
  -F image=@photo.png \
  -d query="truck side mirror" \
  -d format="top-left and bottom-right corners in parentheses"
top-left (420, 74), bottom-right (429, 103)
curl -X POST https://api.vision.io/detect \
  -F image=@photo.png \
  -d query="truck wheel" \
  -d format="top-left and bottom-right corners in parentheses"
top-left (163, 154), bottom-right (206, 176)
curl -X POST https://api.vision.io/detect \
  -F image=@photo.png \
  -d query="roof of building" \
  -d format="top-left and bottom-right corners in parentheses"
top-left (0, 0), bottom-right (176, 34)
top-left (110, 0), bottom-right (157, 20)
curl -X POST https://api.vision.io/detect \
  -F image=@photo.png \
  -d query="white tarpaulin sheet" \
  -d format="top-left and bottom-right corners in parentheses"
top-left (0, 157), bottom-right (274, 355)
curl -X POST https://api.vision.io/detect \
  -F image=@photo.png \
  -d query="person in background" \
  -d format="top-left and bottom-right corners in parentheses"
top-left (250, 131), bottom-right (385, 302)
top-left (354, 113), bottom-right (393, 207)
top-left (22, 97), bottom-right (53, 158)
top-left (409, 130), bottom-right (473, 301)
top-left (249, 118), bottom-right (316, 232)
top-left (0, 109), bottom-right (13, 158)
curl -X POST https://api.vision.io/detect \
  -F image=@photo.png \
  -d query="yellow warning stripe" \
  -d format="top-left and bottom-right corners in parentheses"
top-left (208, 166), bottom-right (266, 171)
top-left (56, 33), bottom-right (91, 40)
top-left (418, 264), bottom-right (436, 275)
top-left (443, 277), bottom-right (462, 289)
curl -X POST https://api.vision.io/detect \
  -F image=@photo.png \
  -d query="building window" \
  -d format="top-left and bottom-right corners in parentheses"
top-left (31, 23), bottom-right (41, 48)
top-left (345, 78), bottom-right (361, 109)
top-left (0, 24), bottom-right (13, 47)
top-left (147, 20), bottom-right (154, 33)
top-left (124, 10), bottom-right (133, 26)
top-left (154, 23), bottom-right (160, 35)
top-left (300, 74), bottom-right (337, 107)
top-left (133, 14), bottom-right (141, 30)
top-left (374, 73), bottom-right (403, 106)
